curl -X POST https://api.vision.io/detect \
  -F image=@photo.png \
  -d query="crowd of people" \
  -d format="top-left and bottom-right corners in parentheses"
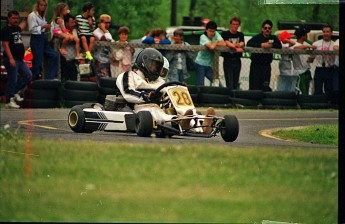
top-left (1, 0), bottom-right (339, 109)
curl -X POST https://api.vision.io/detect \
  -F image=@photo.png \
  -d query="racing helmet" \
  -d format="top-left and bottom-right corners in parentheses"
top-left (160, 56), bottom-right (169, 78)
top-left (135, 48), bottom-right (164, 81)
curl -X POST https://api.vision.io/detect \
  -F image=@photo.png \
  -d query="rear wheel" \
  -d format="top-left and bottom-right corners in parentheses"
top-left (135, 111), bottom-right (153, 137)
top-left (68, 105), bottom-right (94, 133)
top-left (220, 115), bottom-right (239, 142)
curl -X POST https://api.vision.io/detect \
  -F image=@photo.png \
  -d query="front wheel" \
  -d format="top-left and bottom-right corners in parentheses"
top-left (68, 105), bottom-right (94, 133)
top-left (220, 115), bottom-right (239, 142)
top-left (135, 111), bottom-right (153, 137)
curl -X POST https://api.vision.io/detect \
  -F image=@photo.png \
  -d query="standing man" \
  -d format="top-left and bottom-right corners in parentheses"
top-left (247, 19), bottom-right (282, 91)
top-left (291, 27), bottom-right (316, 95)
top-left (93, 14), bottom-right (114, 80)
top-left (1, 10), bottom-right (32, 108)
top-left (221, 16), bottom-right (245, 90)
top-left (312, 25), bottom-right (335, 96)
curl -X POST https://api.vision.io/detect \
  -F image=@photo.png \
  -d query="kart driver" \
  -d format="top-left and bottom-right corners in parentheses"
top-left (116, 48), bottom-right (215, 133)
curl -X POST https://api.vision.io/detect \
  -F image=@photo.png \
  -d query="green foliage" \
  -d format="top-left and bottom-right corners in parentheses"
top-left (0, 130), bottom-right (338, 222)
top-left (272, 124), bottom-right (338, 146)
top-left (13, 0), bottom-right (339, 39)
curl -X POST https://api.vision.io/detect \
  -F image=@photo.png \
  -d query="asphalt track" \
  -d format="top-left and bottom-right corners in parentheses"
top-left (0, 108), bottom-right (338, 149)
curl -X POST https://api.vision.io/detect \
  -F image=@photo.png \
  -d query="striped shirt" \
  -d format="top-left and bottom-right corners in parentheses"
top-left (75, 15), bottom-right (95, 37)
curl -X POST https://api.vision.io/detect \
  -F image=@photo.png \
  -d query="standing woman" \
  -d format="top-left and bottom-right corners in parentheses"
top-left (27, 0), bottom-right (58, 80)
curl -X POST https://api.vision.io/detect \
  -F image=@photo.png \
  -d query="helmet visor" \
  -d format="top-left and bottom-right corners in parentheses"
top-left (143, 58), bottom-right (163, 80)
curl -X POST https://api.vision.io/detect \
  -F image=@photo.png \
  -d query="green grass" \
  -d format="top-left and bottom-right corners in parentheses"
top-left (0, 129), bottom-right (338, 223)
top-left (272, 124), bottom-right (338, 146)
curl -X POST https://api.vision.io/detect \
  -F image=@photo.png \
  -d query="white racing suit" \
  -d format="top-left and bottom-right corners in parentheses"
top-left (116, 70), bottom-right (178, 124)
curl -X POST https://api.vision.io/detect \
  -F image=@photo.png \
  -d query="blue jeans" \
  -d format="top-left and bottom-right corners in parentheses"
top-left (3, 57), bottom-right (32, 103)
top-left (168, 69), bottom-right (184, 82)
top-left (276, 75), bottom-right (298, 92)
top-left (30, 34), bottom-right (59, 80)
top-left (195, 63), bottom-right (213, 86)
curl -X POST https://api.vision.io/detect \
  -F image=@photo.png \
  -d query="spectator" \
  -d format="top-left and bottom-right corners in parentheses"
top-left (1, 10), bottom-right (32, 108)
top-left (165, 29), bottom-right (195, 82)
top-left (195, 21), bottom-right (226, 86)
top-left (276, 30), bottom-right (297, 92)
top-left (60, 13), bottom-right (80, 81)
top-left (52, 3), bottom-right (82, 59)
top-left (76, 2), bottom-right (96, 61)
top-left (312, 25), bottom-right (335, 96)
top-left (291, 27), bottom-right (316, 95)
top-left (141, 28), bottom-right (171, 44)
top-left (247, 19), bottom-right (282, 91)
top-left (333, 38), bottom-right (339, 93)
top-left (93, 14), bottom-right (113, 80)
top-left (27, 0), bottom-right (59, 80)
top-left (142, 28), bottom-right (171, 57)
top-left (110, 26), bottom-right (134, 78)
top-left (221, 16), bottom-right (245, 90)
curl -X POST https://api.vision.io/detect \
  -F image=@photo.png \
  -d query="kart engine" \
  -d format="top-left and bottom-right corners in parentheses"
top-left (104, 95), bottom-right (127, 111)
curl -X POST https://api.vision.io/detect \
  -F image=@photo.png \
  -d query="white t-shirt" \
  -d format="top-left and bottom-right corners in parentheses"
top-left (312, 39), bottom-right (335, 68)
top-left (93, 28), bottom-right (114, 41)
top-left (291, 41), bottom-right (311, 74)
top-left (279, 42), bottom-right (294, 76)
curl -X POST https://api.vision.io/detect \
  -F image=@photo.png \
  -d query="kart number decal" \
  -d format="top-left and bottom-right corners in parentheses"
top-left (170, 89), bottom-right (193, 107)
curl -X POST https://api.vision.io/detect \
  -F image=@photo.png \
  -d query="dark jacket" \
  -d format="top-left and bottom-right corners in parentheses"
top-left (247, 33), bottom-right (282, 64)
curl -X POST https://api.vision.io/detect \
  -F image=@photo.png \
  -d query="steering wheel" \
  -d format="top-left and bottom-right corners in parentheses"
top-left (150, 81), bottom-right (185, 103)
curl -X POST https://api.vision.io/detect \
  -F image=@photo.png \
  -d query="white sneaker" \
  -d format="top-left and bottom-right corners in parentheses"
top-left (14, 93), bottom-right (24, 102)
top-left (6, 98), bottom-right (20, 109)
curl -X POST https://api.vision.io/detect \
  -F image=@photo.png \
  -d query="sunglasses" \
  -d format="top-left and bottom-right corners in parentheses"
top-left (104, 22), bottom-right (111, 24)
top-left (263, 26), bottom-right (272, 30)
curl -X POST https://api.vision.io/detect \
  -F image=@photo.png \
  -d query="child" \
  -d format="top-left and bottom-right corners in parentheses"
top-left (52, 3), bottom-right (82, 59)
top-left (110, 26), bottom-right (135, 78)
top-left (76, 2), bottom-right (96, 60)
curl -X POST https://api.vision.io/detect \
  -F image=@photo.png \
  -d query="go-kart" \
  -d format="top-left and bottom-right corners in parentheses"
top-left (68, 81), bottom-right (239, 142)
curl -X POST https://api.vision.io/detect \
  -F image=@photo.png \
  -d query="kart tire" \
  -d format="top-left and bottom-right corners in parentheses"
top-left (63, 100), bottom-right (98, 108)
top-left (198, 86), bottom-right (231, 95)
top-left (98, 87), bottom-right (121, 95)
top-left (232, 90), bottom-right (263, 100)
top-left (30, 80), bottom-right (61, 89)
top-left (187, 85), bottom-right (199, 94)
top-left (199, 93), bottom-right (231, 104)
top-left (24, 88), bottom-right (60, 100)
top-left (297, 95), bottom-right (328, 104)
top-left (220, 115), bottom-right (239, 142)
top-left (135, 111), bottom-right (153, 137)
top-left (263, 91), bottom-right (297, 99)
top-left (261, 98), bottom-right (297, 106)
top-left (64, 80), bottom-right (98, 91)
top-left (23, 99), bottom-right (61, 108)
top-left (68, 105), bottom-right (93, 133)
top-left (230, 97), bottom-right (260, 107)
top-left (98, 77), bottom-right (117, 88)
top-left (298, 103), bottom-right (331, 109)
top-left (63, 89), bottom-right (98, 101)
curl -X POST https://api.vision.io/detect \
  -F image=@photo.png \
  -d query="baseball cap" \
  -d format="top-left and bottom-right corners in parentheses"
top-left (294, 27), bottom-right (310, 37)
top-left (278, 30), bottom-right (294, 41)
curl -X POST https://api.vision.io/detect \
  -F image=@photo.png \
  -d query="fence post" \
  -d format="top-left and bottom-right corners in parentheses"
top-left (213, 50), bottom-right (219, 81)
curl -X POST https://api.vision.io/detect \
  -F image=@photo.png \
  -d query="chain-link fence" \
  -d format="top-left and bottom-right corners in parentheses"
top-left (55, 40), bottom-right (338, 93)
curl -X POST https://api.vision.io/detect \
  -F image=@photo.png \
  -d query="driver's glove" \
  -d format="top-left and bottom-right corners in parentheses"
top-left (140, 91), bottom-right (150, 102)
top-left (148, 91), bottom-right (162, 100)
